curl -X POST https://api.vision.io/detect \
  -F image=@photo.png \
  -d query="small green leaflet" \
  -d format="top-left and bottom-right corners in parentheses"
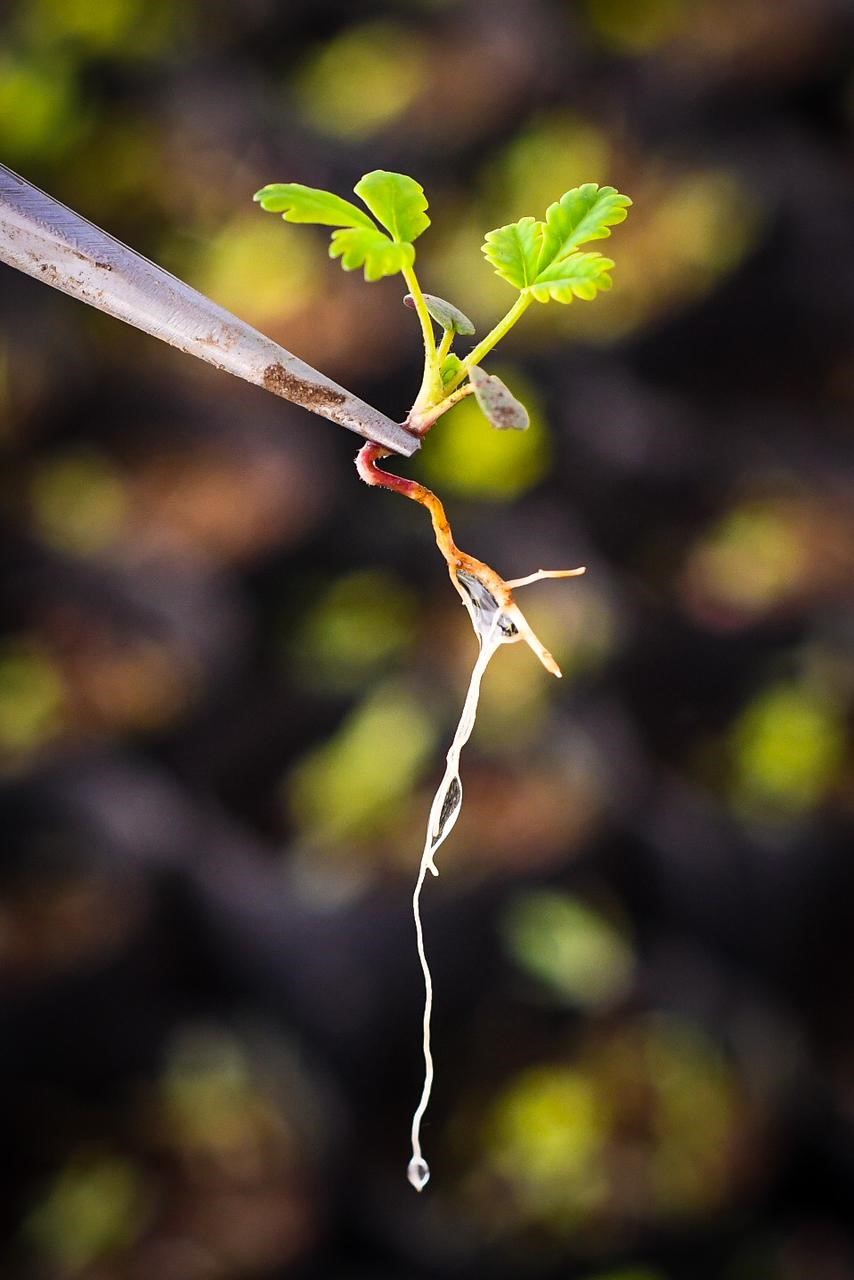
top-left (404, 292), bottom-right (475, 335)
top-left (253, 183), bottom-right (375, 229)
top-left (528, 251), bottom-right (614, 304)
top-left (482, 183), bottom-right (631, 303)
top-left (331, 229), bottom-right (414, 282)
top-left (254, 170), bottom-right (429, 282)
top-left (354, 171), bottom-right (430, 244)
top-left (469, 366), bottom-right (529, 430)
top-left (539, 183), bottom-right (631, 265)
top-left (482, 216), bottom-right (543, 291)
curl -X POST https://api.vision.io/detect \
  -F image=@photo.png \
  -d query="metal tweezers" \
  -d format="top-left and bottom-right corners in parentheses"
top-left (0, 163), bottom-right (419, 458)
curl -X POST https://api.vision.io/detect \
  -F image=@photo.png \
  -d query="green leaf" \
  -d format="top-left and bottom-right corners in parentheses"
top-left (481, 216), bottom-right (544, 290)
top-left (537, 183), bottom-right (631, 271)
top-left (440, 353), bottom-right (463, 387)
top-left (353, 170), bottom-right (430, 243)
top-left (253, 182), bottom-right (375, 229)
top-left (528, 250), bottom-right (614, 304)
top-left (481, 185), bottom-right (631, 303)
top-left (404, 292), bottom-right (475, 335)
top-left (329, 226), bottom-right (415, 281)
top-left (469, 366), bottom-right (529, 430)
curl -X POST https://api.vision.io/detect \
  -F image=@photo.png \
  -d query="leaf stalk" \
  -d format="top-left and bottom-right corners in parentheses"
top-left (402, 263), bottom-right (442, 410)
top-left (447, 292), bottom-right (533, 392)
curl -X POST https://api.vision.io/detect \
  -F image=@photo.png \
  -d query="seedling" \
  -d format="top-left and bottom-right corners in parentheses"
top-left (256, 170), bottom-right (631, 1190)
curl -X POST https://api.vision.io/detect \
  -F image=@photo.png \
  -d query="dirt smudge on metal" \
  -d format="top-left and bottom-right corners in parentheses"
top-left (262, 362), bottom-right (346, 411)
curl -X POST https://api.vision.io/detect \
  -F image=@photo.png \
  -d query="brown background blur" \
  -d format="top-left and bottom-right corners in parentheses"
top-left (1, 1), bottom-right (854, 1277)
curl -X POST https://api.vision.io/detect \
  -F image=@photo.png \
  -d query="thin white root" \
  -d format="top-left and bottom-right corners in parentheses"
top-left (407, 854), bottom-right (434, 1192)
top-left (408, 558), bottom-right (586, 1188)
top-left (408, 621), bottom-right (503, 1190)
top-left (504, 566), bottom-right (586, 589)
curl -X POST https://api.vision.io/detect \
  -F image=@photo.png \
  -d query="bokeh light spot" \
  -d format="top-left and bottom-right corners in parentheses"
top-left (24, 1155), bottom-right (148, 1273)
top-left (288, 681), bottom-right (436, 845)
top-left (291, 569), bottom-right (416, 694)
top-left (502, 889), bottom-right (635, 1008)
top-left (730, 681), bottom-right (844, 818)
top-left (30, 451), bottom-right (129, 555)
top-left (584, 0), bottom-right (687, 52)
top-left (198, 216), bottom-right (317, 327)
top-left (292, 22), bottom-right (427, 139)
top-left (485, 1066), bottom-right (606, 1217)
top-left (685, 500), bottom-right (805, 623)
top-left (22, 0), bottom-right (182, 56)
top-left (0, 640), bottom-right (64, 757)
top-left (458, 1015), bottom-right (744, 1242)
top-left (0, 55), bottom-right (84, 160)
top-left (161, 1027), bottom-right (279, 1162)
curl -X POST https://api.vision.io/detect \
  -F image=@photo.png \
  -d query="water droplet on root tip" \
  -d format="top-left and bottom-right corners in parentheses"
top-left (407, 1155), bottom-right (430, 1191)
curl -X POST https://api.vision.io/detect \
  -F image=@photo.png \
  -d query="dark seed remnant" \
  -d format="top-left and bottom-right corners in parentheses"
top-left (457, 571), bottom-right (519, 639)
top-left (262, 362), bottom-right (346, 411)
top-left (433, 777), bottom-right (462, 843)
top-left (457, 570), bottom-right (500, 616)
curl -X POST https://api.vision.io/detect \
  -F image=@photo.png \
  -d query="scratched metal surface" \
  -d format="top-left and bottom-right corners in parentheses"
top-left (0, 164), bottom-right (419, 457)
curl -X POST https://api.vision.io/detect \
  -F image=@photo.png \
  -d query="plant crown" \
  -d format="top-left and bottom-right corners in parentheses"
top-left (254, 171), bottom-right (631, 434)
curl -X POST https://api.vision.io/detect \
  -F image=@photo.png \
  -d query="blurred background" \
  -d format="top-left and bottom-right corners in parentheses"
top-left (2, 0), bottom-right (854, 1277)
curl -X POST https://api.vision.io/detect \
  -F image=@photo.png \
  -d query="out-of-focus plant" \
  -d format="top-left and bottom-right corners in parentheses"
top-left (256, 169), bottom-right (632, 1192)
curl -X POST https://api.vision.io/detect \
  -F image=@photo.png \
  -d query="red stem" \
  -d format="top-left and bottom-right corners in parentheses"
top-left (356, 442), bottom-right (457, 557)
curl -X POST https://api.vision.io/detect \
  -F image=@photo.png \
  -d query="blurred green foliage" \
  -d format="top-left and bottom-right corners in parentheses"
top-left (292, 21), bottom-right (428, 139)
top-left (0, 639), bottom-right (64, 757)
top-left (25, 1155), bottom-right (148, 1273)
top-left (0, 0), bottom-right (852, 1276)
top-left (731, 680), bottom-right (845, 819)
top-left (30, 450), bottom-right (129, 555)
top-left (502, 888), bottom-right (635, 1008)
top-left (585, 0), bottom-right (686, 52)
top-left (290, 569), bottom-right (417, 694)
top-left (454, 1013), bottom-right (744, 1245)
top-left (289, 681), bottom-right (437, 846)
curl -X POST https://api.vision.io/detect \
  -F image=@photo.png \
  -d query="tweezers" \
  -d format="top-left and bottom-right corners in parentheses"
top-left (0, 164), bottom-right (419, 458)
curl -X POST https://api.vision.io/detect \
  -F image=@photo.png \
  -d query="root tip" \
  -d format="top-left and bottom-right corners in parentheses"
top-left (408, 1156), bottom-right (430, 1191)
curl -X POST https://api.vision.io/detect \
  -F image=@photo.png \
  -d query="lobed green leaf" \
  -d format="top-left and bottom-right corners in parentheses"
top-left (527, 251), bottom-right (615, 304)
top-left (329, 226), bottom-right (415, 281)
top-left (354, 170), bottom-right (430, 244)
top-left (538, 183), bottom-right (632, 271)
top-left (469, 366), bottom-right (530, 430)
top-left (253, 182), bottom-right (375, 229)
top-left (482, 184), bottom-right (631, 303)
top-left (481, 217), bottom-right (544, 291)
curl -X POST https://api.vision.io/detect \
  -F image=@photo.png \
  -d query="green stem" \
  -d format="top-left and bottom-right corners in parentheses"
top-left (402, 263), bottom-right (440, 409)
top-left (436, 327), bottom-right (454, 362)
top-left (409, 382), bottom-right (475, 436)
top-left (446, 292), bottom-right (533, 393)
